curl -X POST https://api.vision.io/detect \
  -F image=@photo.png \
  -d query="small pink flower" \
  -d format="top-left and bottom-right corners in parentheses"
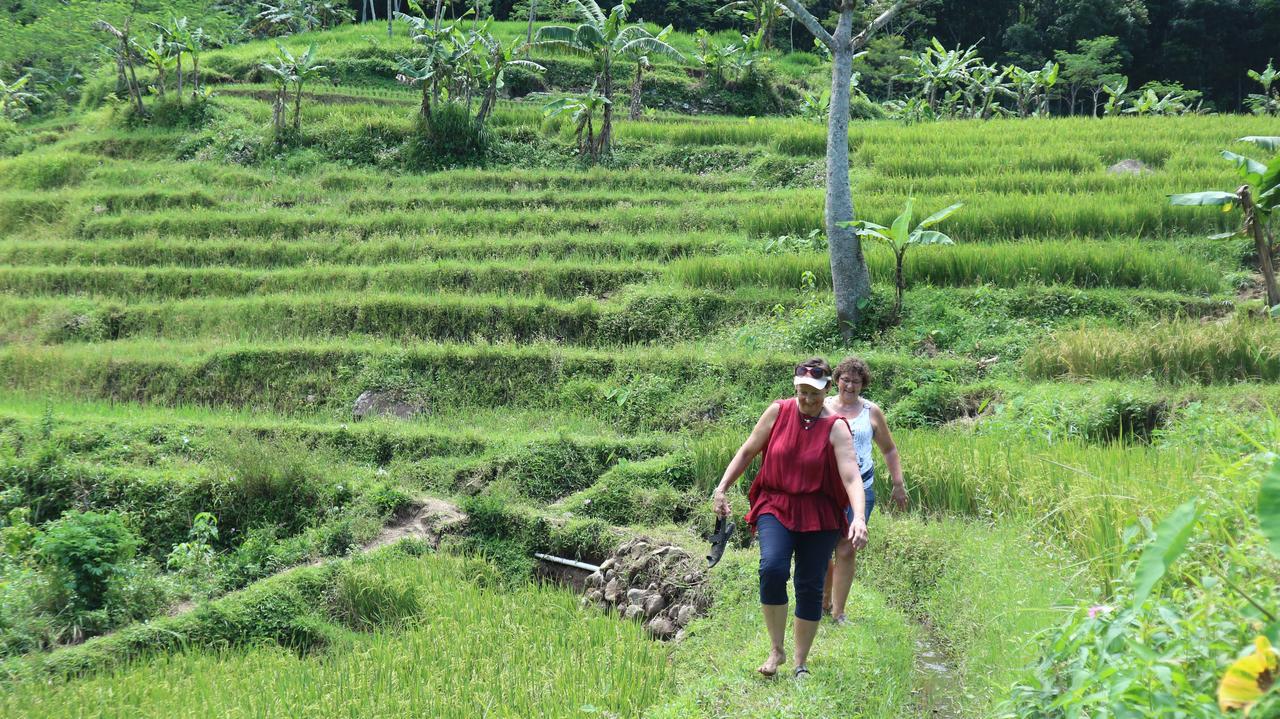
top-left (1088, 605), bottom-right (1114, 619)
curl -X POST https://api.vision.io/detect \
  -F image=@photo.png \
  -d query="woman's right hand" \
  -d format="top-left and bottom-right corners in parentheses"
top-left (712, 488), bottom-right (731, 518)
top-left (846, 518), bottom-right (868, 550)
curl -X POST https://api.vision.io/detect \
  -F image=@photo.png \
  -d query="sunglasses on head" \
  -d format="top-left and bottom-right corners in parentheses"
top-left (794, 365), bottom-right (829, 380)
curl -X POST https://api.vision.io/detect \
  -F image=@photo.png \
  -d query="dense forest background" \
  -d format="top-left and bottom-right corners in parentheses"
top-left (2, 0), bottom-right (1278, 111)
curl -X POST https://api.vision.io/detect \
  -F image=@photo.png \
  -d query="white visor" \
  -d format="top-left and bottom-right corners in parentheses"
top-left (793, 375), bottom-right (829, 390)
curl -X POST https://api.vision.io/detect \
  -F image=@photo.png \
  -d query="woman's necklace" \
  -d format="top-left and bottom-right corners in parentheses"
top-left (799, 408), bottom-right (822, 430)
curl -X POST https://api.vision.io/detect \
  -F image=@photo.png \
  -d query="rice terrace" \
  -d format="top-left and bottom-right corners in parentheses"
top-left (1, 0), bottom-right (1279, 716)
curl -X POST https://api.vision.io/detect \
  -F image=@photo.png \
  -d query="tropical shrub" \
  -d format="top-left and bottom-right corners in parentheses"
top-left (34, 510), bottom-right (140, 612)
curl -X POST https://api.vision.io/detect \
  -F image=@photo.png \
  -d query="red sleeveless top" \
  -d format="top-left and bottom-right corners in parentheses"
top-left (745, 398), bottom-right (852, 533)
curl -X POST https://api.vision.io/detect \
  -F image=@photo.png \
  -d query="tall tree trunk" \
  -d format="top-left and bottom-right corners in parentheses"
top-left (125, 49), bottom-right (145, 115)
top-left (824, 5), bottom-right (870, 338)
top-left (192, 55), bottom-right (200, 97)
top-left (526, 0), bottom-right (536, 46)
top-left (599, 57), bottom-right (614, 155)
top-left (777, 0), bottom-right (909, 339)
top-left (893, 250), bottom-right (905, 320)
top-left (629, 62), bottom-right (644, 120)
top-left (176, 55), bottom-right (184, 102)
top-left (388, 0), bottom-right (393, 38)
top-left (294, 81), bottom-right (303, 131)
top-left (1242, 185), bottom-right (1280, 308)
top-left (434, 0), bottom-right (444, 30)
top-left (477, 80), bottom-right (497, 128)
top-left (114, 55), bottom-right (128, 96)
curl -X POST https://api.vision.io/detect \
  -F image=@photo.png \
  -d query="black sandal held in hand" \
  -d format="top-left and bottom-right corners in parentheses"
top-left (706, 515), bottom-right (734, 568)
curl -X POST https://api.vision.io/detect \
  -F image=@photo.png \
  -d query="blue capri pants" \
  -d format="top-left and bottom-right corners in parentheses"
top-left (756, 513), bottom-right (839, 621)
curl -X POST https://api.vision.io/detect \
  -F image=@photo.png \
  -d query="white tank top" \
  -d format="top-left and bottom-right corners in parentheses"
top-left (831, 398), bottom-right (874, 487)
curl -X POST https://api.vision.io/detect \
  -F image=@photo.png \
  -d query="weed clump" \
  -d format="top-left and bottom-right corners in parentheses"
top-left (403, 105), bottom-right (487, 171)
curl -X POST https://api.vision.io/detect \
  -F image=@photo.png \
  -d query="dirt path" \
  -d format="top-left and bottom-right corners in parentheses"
top-left (165, 498), bottom-right (465, 619)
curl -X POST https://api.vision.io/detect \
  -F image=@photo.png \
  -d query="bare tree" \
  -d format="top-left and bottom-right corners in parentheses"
top-left (775, 0), bottom-right (913, 338)
top-left (93, 19), bottom-right (146, 116)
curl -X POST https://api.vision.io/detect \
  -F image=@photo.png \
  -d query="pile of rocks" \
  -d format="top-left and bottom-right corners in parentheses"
top-left (582, 537), bottom-right (710, 640)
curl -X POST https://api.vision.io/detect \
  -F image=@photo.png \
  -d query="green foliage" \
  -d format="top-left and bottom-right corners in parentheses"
top-left (34, 511), bottom-right (140, 612)
top-left (563, 453), bottom-right (696, 525)
top-left (403, 104), bottom-right (487, 170)
top-left (1131, 499), bottom-right (1199, 608)
top-left (0, 151), bottom-right (97, 190)
top-left (1261, 459), bottom-right (1280, 559)
top-left (1003, 453), bottom-right (1280, 716)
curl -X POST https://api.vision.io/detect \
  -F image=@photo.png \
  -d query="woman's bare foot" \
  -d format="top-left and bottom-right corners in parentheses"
top-left (757, 648), bottom-right (786, 677)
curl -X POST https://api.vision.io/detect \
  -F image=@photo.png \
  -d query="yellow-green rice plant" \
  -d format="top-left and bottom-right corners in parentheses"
top-left (1025, 318), bottom-right (1280, 384)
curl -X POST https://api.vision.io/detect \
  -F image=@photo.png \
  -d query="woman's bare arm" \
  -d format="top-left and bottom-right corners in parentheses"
top-left (870, 402), bottom-right (907, 511)
top-left (712, 402), bottom-right (781, 516)
top-left (830, 420), bottom-right (868, 548)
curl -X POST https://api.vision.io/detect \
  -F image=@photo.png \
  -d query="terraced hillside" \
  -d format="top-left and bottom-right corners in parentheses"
top-left (3, 57), bottom-right (1279, 717)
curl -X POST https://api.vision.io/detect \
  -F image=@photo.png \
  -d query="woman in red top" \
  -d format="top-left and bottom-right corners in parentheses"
top-left (712, 358), bottom-right (868, 678)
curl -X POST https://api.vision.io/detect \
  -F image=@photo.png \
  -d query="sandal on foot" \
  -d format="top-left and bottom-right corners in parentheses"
top-left (794, 666), bottom-right (811, 679)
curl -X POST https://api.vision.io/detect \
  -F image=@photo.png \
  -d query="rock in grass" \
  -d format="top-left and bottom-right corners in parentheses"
top-left (675, 605), bottom-right (693, 626)
top-left (604, 578), bottom-right (622, 603)
top-left (586, 571), bottom-right (604, 588)
top-left (647, 616), bottom-right (676, 639)
top-left (352, 390), bottom-right (423, 421)
top-left (643, 593), bottom-right (667, 619)
top-left (626, 588), bottom-right (647, 605)
top-left (1107, 159), bottom-right (1152, 176)
top-left (624, 604), bottom-right (646, 621)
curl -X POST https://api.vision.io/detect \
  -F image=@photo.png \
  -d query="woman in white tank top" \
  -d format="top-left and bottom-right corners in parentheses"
top-left (821, 356), bottom-right (907, 624)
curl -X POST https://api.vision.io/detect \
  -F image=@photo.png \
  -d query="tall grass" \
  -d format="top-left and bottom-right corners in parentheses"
top-left (1025, 318), bottom-right (1280, 383)
top-left (668, 241), bottom-right (1225, 293)
top-left (0, 233), bottom-right (733, 267)
top-left (3, 552), bottom-right (669, 718)
top-left (892, 430), bottom-right (1234, 582)
top-left (0, 260), bottom-right (660, 300)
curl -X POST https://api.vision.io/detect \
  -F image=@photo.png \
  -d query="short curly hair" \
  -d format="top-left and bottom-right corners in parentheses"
top-left (833, 356), bottom-right (871, 388)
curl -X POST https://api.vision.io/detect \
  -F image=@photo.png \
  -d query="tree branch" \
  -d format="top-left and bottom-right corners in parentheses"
top-left (850, 0), bottom-right (914, 51)
top-left (778, 0), bottom-right (833, 50)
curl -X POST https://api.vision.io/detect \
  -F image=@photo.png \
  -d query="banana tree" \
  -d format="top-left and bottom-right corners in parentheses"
top-left (715, 0), bottom-right (787, 49)
top-left (544, 87), bottom-right (610, 162)
top-left (532, 0), bottom-right (681, 156)
top-left (843, 198), bottom-right (963, 321)
top-left (0, 75), bottom-right (39, 120)
top-left (1246, 60), bottom-right (1279, 116)
top-left (287, 44), bottom-right (325, 131)
top-left (139, 35), bottom-right (177, 100)
top-left (1101, 75), bottom-right (1127, 116)
top-left (1170, 137), bottom-right (1280, 308)
top-left (903, 38), bottom-right (982, 115)
top-left (259, 46), bottom-right (296, 134)
top-left (620, 24), bottom-right (681, 120)
top-left (1006, 61), bottom-right (1058, 118)
top-left (396, 13), bottom-right (476, 109)
top-left (160, 18), bottom-right (207, 100)
top-left (474, 30), bottom-right (545, 128)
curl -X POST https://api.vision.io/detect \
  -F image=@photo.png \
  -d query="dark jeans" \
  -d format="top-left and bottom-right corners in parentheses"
top-left (757, 513), bottom-right (840, 621)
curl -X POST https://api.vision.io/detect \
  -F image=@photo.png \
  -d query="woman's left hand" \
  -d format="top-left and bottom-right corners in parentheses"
top-left (846, 518), bottom-right (868, 549)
